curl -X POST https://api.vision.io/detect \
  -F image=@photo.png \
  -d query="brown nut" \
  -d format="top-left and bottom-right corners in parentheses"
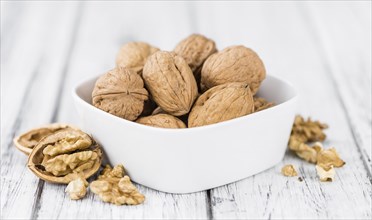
top-left (136, 114), bottom-right (186, 129)
top-left (13, 123), bottom-right (74, 155)
top-left (174, 34), bottom-right (216, 80)
top-left (254, 97), bottom-right (275, 112)
top-left (116, 42), bottom-right (159, 75)
top-left (92, 67), bottom-right (148, 121)
top-left (188, 82), bottom-right (255, 127)
top-left (28, 128), bottom-right (102, 184)
top-left (201, 45), bottom-right (266, 94)
top-left (142, 51), bottom-right (198, 116)
top-left (90, 165), bottom-right (145, 205)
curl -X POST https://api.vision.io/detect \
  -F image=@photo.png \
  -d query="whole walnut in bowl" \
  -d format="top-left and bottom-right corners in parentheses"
top-left (201, 45), bottom-right (266, 94)
top-left (116, 42), bottom-right (159, 75)
top-left (92, 67), bottom-right (148, 121)
top-left (142, 51), bottom-right (198, 116)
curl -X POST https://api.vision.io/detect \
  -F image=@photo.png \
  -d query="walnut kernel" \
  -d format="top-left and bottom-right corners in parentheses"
top-left (90, 165), bottom-right (145, 205)
top-left (281, 164), bottom-right (298, 177)
top-left (28, 128), bottom-right (102, 184)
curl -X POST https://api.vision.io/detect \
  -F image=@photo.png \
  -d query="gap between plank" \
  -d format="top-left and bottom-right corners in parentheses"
top-left (29, 3), bottom-right (85, 219)
top-left (299, 3), bottom-right (372, 180)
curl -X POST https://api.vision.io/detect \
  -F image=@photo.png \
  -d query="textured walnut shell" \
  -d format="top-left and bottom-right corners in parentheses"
top-left (92, 67), bottom-right (148, 121)
top-left (136, 114), bottom-right (186, 129)
top-left (174, 34), bottom-right (216, 75)
top-left (28, 128), bottom-right (102, 184)
top-left (201, 45), bottom-right (266, 94)
top-left (142, 51), bottom-right (198, 116)
top-left (116, 42), bottom-right (159, 75)
top-left (13, 123), bottom-right (74, 155)
top-left (188, 82), bottom-right (255, 127)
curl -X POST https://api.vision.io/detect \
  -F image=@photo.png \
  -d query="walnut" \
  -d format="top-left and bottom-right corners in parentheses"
top-left (174, 34), bottom-right (216, 85)
top-left (65, 176), bottom-right (89, 200)
top-left (116, 42), bottom-right (159, 75)
top-left (92, 67), bottom-right (148, 121)
top-left (290, 115), bottom-right (328, 143)
top-left (254, 97), bottom-right (275, 112)
top-left (317, 147), bottom-right (345, 170)
top-left (13, 123), bottom-right (73, 155)
top-left (281, 164), bottom-right (298, 177)
top-left (136, 114), bottom-right (186, 129)
top-left (316, 165), bottom-right (335, 182)
top-left (28, 128), bottom-right (102, 184)
top-left (188, 82), bottom-right (255, 127)
top-left (142, 51), bottom-right (198, 116)
top-left (90, 165), bottom-right (145, 205)
top-left (201, 45), bottom-right (266, 94)
top-left (295, 143), bottom-right (318, 163)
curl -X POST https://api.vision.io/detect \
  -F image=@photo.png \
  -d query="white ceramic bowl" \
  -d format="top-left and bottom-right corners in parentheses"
top-left (72, 75), bottom-right (298, 193)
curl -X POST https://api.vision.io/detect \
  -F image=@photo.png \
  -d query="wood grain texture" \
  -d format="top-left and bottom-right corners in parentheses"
top-left (1, 1), bottom-right (371, 219)
top-left (33, 2), bottom-right (209, 219)
top-left (1, 2), bottom-right (81, 219)
top-left (188, 1), bottom-right (371, 219)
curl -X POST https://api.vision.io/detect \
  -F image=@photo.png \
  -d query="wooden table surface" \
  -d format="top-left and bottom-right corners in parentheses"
top-left (1, 1), bottom-right (371, 219)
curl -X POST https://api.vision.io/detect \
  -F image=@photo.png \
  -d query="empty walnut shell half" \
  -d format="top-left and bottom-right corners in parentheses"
top-left (28, 128), bottom-right (102, 184)
top-left (136, 113), bottom-right (186, 129)
top-left (92, 67), bottom-right (149, 121)
top-left (201, 45), bottom-right (266, 94)
top-left (188, 82), bottom-right (255, 127)
top-left (116, 42), bottom-right (159, 75)
top-left (13, 123), bottom-right (75, 155)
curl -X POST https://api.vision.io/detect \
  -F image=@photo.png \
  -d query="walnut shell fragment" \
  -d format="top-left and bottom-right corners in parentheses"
top-left (92, 67), bottom-right (148, 121)
top-left (143, 51), bottom-right (198, 116)
top-left (136, 114), bottom-right (186, 129)
top-left (90, 165), bottom-right (145, 205)
top-left (188, 82), bottom-right (255, 127)
top-left (13, 123), bottom-right (74, 155)
top-left (201, 45), bottom-right (266, 94)
top-left (28, 128), bottom-right (102, 184)
top-left (116, 42), bottom-right (159, 75)
top-left (174, 34), bottom-right (216, 83)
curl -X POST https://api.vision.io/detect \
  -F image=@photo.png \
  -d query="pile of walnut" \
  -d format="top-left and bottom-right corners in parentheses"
top-left (14, 124), bottom-right (145, 205)
top-left (281, 115), bottom-right (345, 182)
top-left (92, 34), bottom-right (274, 129)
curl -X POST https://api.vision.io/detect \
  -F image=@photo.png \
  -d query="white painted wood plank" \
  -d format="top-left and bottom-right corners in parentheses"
top-left (188, 2), bottom-right (371, 219)
top-left (35, 2), bottom-right (210, 219)
top-left (305, 1), bottom-right (371, 164)
top-left (1, 2), bottom-right (81, 219)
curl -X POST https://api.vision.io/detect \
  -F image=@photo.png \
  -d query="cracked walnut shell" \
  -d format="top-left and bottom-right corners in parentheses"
top-left (92, 67), bottom-right (148, 121)
top-left (28, 128), bottom-right (102, 184)
top-left (201, 45), bottom-right (266, 94)
top-left (13, 123), bottom-right (74, 155)
top-left (142, 51), bottom-right (198, 116)
top-left (90, 165), bottom-right (145, 205)
top-left (188, 82), bottom-right (255, 127)
top-left (136, 113), bottom-right (186, 129)
top-left (116, 42), bottom-right (159, 75)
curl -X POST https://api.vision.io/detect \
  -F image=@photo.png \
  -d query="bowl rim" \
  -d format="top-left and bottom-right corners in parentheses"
top-left (72, 74), bottom-right (298, 133)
